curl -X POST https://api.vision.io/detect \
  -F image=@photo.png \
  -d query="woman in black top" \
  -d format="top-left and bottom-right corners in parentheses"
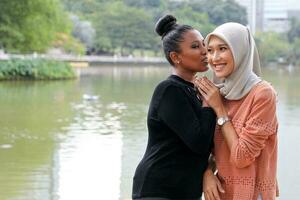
top-left (132, 15), bottom-right (216, 200)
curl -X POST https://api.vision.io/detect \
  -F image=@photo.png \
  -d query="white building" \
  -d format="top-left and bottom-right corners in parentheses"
top-left (235, 0), bottom-right (264, 33)
top-left (263, 0), bottom-right (289, 32)
top-left (235, 0), bottom-right (300, 33)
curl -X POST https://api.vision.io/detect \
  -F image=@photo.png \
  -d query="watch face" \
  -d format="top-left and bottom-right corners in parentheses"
top-left (217, 116), bottom-right (230, 125)
top-left (217, 118), bottom-right (224, 125)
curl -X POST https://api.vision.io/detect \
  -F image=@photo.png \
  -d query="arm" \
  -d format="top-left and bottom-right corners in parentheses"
top-left (157, 85), bottom-right (216, 155)
top-left (194, 77), bottom-right (237, 147)
top-left (196, 78), bottom-right (278, 168)
top-left (226, 87), bottom-right (278, 168)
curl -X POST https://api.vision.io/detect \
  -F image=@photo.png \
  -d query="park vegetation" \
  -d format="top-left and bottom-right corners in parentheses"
top-left (0, 59), bottom-right (76, 80)
top-left (1, 0), bottom-right (300, 65)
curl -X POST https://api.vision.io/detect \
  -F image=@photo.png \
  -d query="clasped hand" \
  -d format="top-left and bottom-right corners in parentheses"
top-left (194, 77), bottom-right (224, 113)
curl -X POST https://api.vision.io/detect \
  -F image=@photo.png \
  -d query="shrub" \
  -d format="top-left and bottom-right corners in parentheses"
top-left (0, 59), bottom-right (77, 80)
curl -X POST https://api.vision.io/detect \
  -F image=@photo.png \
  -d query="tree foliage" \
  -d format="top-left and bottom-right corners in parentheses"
top-left (70, 15), bottom-right (95, 48)
top-left (255, 32), bottom-right (290, 64)
top-left (60, 0), bottom-right (249, 55)
top-left (5, 0), bottom-right (298, 65)
top-left (172, 7), bottom-right (214, 37)
top-left (188, 0), bottom-right (248, 25)
top-left (0, 0), bottom-right (71, 53)
top-left (93, 1), bottom-right (156, 55)
top-left (288, 18), bottom-right (300, 43)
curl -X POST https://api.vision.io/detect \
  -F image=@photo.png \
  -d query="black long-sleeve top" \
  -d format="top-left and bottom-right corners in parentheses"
top-left (132, 75), bottom-right (217, 199)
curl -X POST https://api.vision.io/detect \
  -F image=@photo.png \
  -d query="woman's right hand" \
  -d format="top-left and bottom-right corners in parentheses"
top-left (203, 169), bottom-right (225, 200)
top-left (194, 77), bottom-right (226, 117)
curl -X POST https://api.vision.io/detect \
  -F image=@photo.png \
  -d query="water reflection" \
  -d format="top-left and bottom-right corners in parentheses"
top-left (55, 95), bottom-right (126, 199)
top-left (0, 80), bottom-right (76, 200)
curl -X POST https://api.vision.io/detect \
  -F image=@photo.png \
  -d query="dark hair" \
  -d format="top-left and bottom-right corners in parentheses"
top-left (155, 15), bottom-right (194, 66)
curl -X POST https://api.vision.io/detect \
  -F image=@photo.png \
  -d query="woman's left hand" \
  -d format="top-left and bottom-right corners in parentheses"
top-left (203, 169), bottom-right (225, 200)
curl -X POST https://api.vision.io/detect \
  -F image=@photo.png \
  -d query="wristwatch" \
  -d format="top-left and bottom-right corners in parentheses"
top-left (217, 116), bottom-right (230, 126)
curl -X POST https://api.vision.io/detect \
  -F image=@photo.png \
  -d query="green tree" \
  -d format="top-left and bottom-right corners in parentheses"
top-left (255, 32), bottom-right (290, 64)
top-left (61, 0), bottom-right (104, 16)
top-left (289, 38), bottom-right (300, 65)
top-left (188, 0), bottom-right (248, 25)
top-left (287, 18), bottom-right (300, 43)
top-left (60, 0), bottom-right (248, 56)
top-left (0, 0), bottom-right (71, 53)
top-left (124, 0), bottom-right (161, 8)
top-left (93, 2), bottom-right (156, 55)
top-left (173, 6), bottom-right (214, 36)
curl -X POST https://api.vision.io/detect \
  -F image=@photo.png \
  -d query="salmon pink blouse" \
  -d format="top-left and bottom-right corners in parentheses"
top-left (214, 81), bottom-right (279, 200)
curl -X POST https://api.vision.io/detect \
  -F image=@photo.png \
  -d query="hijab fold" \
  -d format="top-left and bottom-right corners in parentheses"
top-left (205, 22), bottom-right (262, 100)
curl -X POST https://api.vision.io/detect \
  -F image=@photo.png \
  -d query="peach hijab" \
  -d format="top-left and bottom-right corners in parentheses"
top-left (205, 22), bottom-right (262, 100)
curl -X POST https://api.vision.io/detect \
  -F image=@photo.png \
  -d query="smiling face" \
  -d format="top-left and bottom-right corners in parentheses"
top-left (207, 35), bottom-right (235, 78)
top-left (176, 29), bottom-right (208, 73)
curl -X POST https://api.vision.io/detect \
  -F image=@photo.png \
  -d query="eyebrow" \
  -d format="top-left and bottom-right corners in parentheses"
top-left (208, 43), bottom-right (228, 47)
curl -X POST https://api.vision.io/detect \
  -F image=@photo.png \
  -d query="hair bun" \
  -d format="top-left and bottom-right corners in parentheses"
top-left (155, 15), bottom-right (177, 37)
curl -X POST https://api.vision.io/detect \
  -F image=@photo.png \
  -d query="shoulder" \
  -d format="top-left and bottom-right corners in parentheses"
top-left (251, 81), bottom-right (277, 104)
top-left (154, 78), bottom-right (185, 94)
top-left (151, 78), bottom-right (186, 102)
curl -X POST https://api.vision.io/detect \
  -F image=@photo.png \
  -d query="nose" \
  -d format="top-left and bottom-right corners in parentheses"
top-left (212, 51), bottom-right (220, 62)
top-left (201, 47), bottom-right (207, 55)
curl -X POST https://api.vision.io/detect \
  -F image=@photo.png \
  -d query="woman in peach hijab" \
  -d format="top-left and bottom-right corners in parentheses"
top-left (195, 22), bottom-right (279, 200)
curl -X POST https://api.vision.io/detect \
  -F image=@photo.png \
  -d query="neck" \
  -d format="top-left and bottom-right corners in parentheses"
top-left (172, 68), bottom-right (195, 83)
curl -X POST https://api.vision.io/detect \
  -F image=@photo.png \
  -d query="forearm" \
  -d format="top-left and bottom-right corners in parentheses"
top-left (214, 107), bottom-right (238, 153)
top-left (221, 122), bottom-right (238, 151)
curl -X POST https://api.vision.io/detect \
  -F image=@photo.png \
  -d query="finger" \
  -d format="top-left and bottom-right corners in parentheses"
top-left (204, 192), bottom-right (210, 200)
top-left (198, 81), bottom-right (210, 94)
top-left (206, 80), bottom-right (215, 89)
top-left (202, 77), bottom-right (215, 88)
top-left (207, 190), bottom-right (216, 200)
top-left (201, 79), bottom-right (215, 93)
top-left (205, 191), bottom-right (213, 200)
top-left (194, 78), bottom-right (203, 87)
top-left (217, 180), bottom-right (225, 193)
top-left (194, 79), bottom-right (200, 88)
top-left (195, 85), bottom-right (206, 99)
top-left (201, 79), bottom-right (220, 97)
top-left (211, 188), bottom-right (221, 200)
top-left (198, 87), bottom-right (208, 100)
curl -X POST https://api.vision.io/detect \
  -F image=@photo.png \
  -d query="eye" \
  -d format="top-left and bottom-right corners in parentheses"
top-left (207, 48), bottom-right (213, 53)
top-left (220, 46), bottom-right (227, 51)
top-left (191, 44), bottom-right (199, 48)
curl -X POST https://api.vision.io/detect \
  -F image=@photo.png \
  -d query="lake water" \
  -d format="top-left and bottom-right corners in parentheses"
top-left (0, 66), bottom-right (299, 200)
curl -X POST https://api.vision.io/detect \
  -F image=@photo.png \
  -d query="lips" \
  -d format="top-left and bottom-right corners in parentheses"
top-left (213, 64), bottom-right (226, 71)
top-left (201, 57), bottom-right (208, 63)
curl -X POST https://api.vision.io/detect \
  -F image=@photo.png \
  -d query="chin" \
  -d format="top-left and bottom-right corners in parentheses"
top-left (198, 64), bottom-right (208, 72)
top-left (198, 66), bottom-right (208, 72)
top-left (214, 72), bottom-right (226, 78)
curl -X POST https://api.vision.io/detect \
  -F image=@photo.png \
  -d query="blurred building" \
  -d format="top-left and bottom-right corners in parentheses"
top-left (234, 0), bottom-right (264, 33)
top-left (263, 0), bottom-right (289, 32)
top-left (235, 0), bottom-right (300, 33)
top-left (288, 10), bottom-right (300, 19)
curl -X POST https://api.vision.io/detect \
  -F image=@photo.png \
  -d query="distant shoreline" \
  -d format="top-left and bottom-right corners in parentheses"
top-left (0, 53), bottom-right (168, 66)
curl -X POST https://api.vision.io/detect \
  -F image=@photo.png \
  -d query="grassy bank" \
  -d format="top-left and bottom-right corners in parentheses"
top-left (0, 59), bottom-right (76, 80)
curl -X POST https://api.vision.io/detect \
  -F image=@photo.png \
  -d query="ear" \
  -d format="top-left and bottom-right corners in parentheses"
top-left (170, 51), bottom-right (180, 64)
